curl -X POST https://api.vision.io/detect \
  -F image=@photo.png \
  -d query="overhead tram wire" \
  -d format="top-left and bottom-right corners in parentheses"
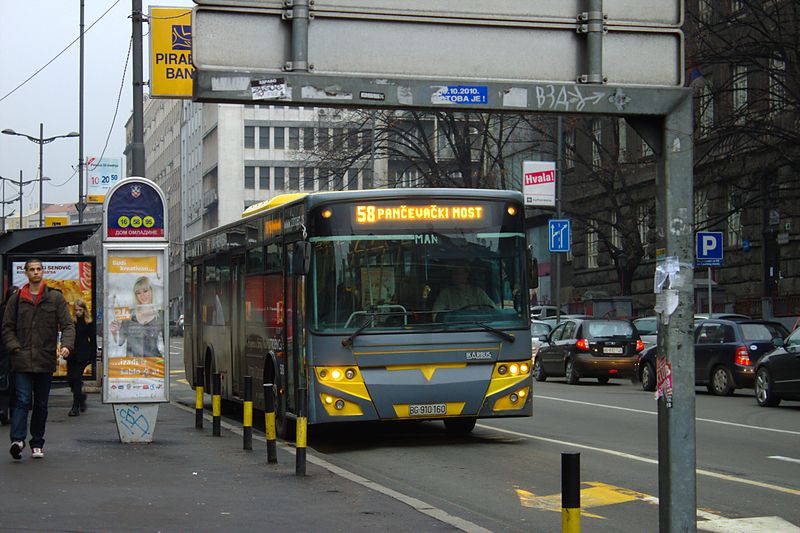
top-left (0, 0), bottom-right (124, 104)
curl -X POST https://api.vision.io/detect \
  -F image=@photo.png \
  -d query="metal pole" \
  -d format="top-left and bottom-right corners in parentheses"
top-left (290, 0), bottom-right (309, 71)
top-left (195, 366), bottom-right (204, 429)
top-left (555, 116), bottom-right (563, 321)
top-left (131, 0), bottom-right (146, 176)
top-left (18, 170), bottom-right (23, 228)
top-left (584, 0), bottom-right (604, 84)
top-left (78, 0), bottom-right (85, 226)
top-left (656, 94), bottom-right (696, 533)
top-left (2, 179), bottom-right (5, 233)
top-left (295, 387), bottom-right (307, 476)
top-left (263, 383), bottom-right (278, 464)
top-left (561, 452), bottom-right (581, 533)
top-left (39, 123), bottom-right (44, 227)
top-left (243, 376), bottom-right (253, 450)
top-left (212, 371), bottom-right (221, 437)
top-left (707, 268), bottom-right (712, 315)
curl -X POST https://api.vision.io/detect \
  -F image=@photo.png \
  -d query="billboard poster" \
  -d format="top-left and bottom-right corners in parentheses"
top-left (10, 259), bottom-right (95, 379)
top-left (522, 161), bottom-right (556, 207)
top-left (103, 247), bottom-right (169, 403)
top-left (86, 157), bottom-right (123, 204)
top-left (149, 6), bottom-right (193, 98)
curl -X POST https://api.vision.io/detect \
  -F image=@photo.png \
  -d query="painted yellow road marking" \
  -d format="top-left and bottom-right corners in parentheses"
top-left (176, 379), bottom-right (189, 385)
top-left (170, 370), bottom-right (184, 375)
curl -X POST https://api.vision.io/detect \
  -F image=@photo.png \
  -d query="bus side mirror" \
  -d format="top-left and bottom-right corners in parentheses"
top-left (528, 257), bottom-right (539, 289)
top-left (292, 242), bottom-right (311, 276)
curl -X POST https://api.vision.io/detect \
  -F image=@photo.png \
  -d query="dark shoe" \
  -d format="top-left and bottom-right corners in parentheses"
top-left (69, 404), bottom-right (80, 417)
top-left (9, 441), bottom-right (24, 460)
top-left (79, 395), bottom-right (87, 413)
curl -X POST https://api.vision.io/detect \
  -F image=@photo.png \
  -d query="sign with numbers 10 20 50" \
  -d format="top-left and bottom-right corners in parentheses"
top-left (87, 157), bottom-right (123, 204)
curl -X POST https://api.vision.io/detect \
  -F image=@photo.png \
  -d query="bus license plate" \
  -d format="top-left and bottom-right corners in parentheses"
top-left (604, 347), bottom-right (624, 354)
top-left (409, 403), bottom-right (447, 416)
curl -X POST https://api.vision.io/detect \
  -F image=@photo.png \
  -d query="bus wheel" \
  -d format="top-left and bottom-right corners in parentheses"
top-left (443, 417), bottom-right (476, 434)
top-left (204, 352), bottom-right (216, 391)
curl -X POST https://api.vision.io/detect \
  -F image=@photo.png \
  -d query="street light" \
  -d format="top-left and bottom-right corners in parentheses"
top-left (0, 173), bottom-right (47, 229)
top-left (3, 123), bottom-right (79, 227)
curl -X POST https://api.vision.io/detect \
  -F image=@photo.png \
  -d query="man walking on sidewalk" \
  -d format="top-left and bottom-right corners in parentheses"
top-left (2, 259), bottom-right (75, 460)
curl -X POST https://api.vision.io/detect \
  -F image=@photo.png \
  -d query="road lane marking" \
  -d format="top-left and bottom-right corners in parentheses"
top-left (516, 481), bottom-right (726, 521)
top-left (479, 424), bottom-right (800, 497)
top-left (176, 379), bottom-right (189, 385)
top-left (534, 394), bottom-right (800, 436)
top-left (769, 456), bottom-right (800, 465)
top-left (170, 401), bottom-right (489, 533)
top-left (698, 516), bottom-right (800, 532)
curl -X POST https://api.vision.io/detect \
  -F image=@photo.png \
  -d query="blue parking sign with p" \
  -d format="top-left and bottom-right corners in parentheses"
top-left (696, 231), bottom-right (723, 266)
top-left (549, 219), bottom-right (571, 253)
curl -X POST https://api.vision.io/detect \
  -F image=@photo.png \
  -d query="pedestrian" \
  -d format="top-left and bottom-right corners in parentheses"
top-left (2, 259), bottom-right (75, 460)
top-left (0, 287), bottom-right (18, 425)
top-left (67, 299), bottom-right (96, 417)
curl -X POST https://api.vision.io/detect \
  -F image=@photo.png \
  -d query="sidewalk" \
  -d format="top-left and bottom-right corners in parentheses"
top-left (0, 386), bottom-right (459, 532)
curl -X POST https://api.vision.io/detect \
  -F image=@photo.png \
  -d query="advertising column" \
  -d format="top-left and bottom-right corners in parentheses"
top-left (102, 177), bottom-right (169, 443)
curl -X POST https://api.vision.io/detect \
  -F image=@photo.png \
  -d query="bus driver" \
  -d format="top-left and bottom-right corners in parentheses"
top-left (433, 264), bottom-right (495, 318)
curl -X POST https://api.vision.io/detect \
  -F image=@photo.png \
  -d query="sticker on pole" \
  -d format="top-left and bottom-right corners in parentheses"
top-left (432, 85), bottom-right (488, 105)
top-left (656, 356), bottom-right (673, 407)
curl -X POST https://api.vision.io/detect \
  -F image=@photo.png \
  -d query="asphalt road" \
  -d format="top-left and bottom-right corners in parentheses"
top-left (168, 338), bottom-right (800, 532)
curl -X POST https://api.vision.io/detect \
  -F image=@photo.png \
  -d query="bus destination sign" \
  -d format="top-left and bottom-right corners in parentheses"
top-left (355, 204), bottom-right (485, 224)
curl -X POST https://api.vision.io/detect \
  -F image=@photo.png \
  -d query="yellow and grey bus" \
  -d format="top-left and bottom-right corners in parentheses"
top-left (184, 188), bottom-right (534, 437)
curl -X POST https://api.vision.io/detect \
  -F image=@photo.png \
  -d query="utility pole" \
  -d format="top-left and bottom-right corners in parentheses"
top-left (555, 116), bottom-right (563, 323)
top-left (78, 0), bottom-right (86, 225)
top-left (131, 0), bottom-right (146, 176)
top-left (19, 171), bottom-right (23, 228)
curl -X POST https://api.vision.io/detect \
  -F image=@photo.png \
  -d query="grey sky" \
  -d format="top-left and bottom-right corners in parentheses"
top-left (0, 0), bottom-right (192, 215)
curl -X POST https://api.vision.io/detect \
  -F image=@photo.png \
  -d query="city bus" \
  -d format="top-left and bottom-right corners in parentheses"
top-left (184, 188), bottom-right (535, 437)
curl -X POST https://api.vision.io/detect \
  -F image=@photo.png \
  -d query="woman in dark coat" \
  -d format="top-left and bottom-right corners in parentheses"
top-left (67, 299), bottom-right (96, 416)
top-left (0, 287), bottom-right (18, 425)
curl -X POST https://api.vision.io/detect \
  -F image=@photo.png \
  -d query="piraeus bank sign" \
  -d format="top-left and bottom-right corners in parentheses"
top-left (149, 7), bottom-right (193, 98)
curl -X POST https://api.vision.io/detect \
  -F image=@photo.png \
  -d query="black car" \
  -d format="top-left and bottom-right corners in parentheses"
top-left (533, 318), bottom-right (644, 384)
top-left (754, 327), bottom-right (800, 407)
top-left (634, 319), bottom-right (788, 395)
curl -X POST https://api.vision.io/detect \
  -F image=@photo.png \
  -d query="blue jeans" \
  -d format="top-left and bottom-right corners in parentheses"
top-left (11, 372), bottom-right (52, 448)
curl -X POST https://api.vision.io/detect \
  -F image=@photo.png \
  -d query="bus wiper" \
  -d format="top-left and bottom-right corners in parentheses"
top-left (342, 318), bottom-right (372, 348)
top-left (446, 321), bottom-right (515, 343)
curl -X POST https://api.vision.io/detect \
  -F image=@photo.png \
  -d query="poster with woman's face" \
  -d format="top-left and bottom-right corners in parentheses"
top-left (104, 247), bottom-right (168, 403)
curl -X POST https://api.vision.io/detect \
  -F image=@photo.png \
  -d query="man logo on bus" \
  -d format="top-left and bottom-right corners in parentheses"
top-left (172, 25), bottom-right (191, 50)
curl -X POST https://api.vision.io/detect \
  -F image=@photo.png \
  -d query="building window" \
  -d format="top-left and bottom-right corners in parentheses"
top-left (586, 225), bottom-right (598, 269)
top-left (258, 127), bottom-right (269, 149)
top-left (244, 165), bottom-right (255, 189)
top-left (303, 128), bottom-right (315, 150)
top-left (698, 0), bottom-right (712, 23)
top-left (318, 128), bottom-right (330, 151)
top-left (289, 127), bottom-right (299, 149)
top-left (347, 169), bottom-right (358, 190)
top-left (699, 77), bottom-right (714, 137)
top-left (274, 167), bottom-right (285, 191)
top-left (289, 167), bottom-right (300, 190)
top-left (638, 204), bottom-right (651, 258)
top-left (273, 127), bottom-right (285, 150)
top-left (695, 189), bottom-right (708, 230)
top-left (732, 65), bottom-right (747, 122)
top-left (361, 130), bottom-right (373, 152)
top-left (565, 129), bottom-right (575, 170)
top-left (769, 57), bottom-right (786, 115)
top-left (303, 168), bottom-right (315, 191)
top-left (259, 166), bottom-right (270, 189)
top-left (244, 126), bottom-right (255, 149)
top-left (727, 193), bottom-right (742, 248)
top-left (617, 119), bottom-right (627, 162)
top-left (611, 212), bottom-right (622, 250)
top-left (318, 171), bottom-right (329, 191)
top-left (362, 167), bottom-right (373, 189)
top-left (348, 129), bottom-right (359, 151)
top-left (591, 119), bottom-right (602, 168)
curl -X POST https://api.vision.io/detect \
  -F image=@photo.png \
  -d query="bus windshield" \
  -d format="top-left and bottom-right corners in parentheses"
top-left (311, 229), bottom-right (527, 334)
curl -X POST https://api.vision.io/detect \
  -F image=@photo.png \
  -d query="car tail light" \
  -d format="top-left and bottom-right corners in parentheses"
top-left (636, 340), bottom-right (645, 352)
top-left (734, 346), bottom-right (751, 366)
top-left (576, 339), bottom-right (590, 351)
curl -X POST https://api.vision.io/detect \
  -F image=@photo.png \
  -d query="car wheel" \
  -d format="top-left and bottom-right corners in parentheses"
top-left (533, 357), bottom-right (547, 382)
top-left (597, 377), bottom-right (610, 384)
top-left (755, 367), bottom-right (781, 407)
top-left (565, 359), bottom-right (579, 385)
top-left (708, 366), bottom-right (734, 396)
top-left (641, 363), bottom-right (656, 392)
top-left (444, 417), bottom-right (477, 434)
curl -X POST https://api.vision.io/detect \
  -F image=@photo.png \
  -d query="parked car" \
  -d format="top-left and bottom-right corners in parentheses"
top-left (533, 318), bottom-right (644, 384)
top-left (530, 320), bottom-right (552, 358)
top-left (634, 318), bottom-right (788, 394)
top-left (693, 313), bottom-right (751, 320)
top-left (754, 327), bottom-right (800, 407)
top-left (530, 305), bottom-right (565, 321)
top-left (633, 316), bottom-right (657, 346)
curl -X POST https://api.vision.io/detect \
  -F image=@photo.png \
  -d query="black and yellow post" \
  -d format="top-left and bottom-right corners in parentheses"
top-left (212, 372), bottom-right (222, 437)
top-left (263, 383), bottom-right (278, 464)
top-left (243, 376), bottom-right (253, 450)
top-left (561, 452), bottom-right (581, 533)
top-left (195, 366), bottom-right (204, 429)
top-left (295, 387), bottom-right (307, 476)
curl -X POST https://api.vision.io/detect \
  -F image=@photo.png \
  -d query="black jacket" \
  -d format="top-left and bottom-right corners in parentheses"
top-left (74, 317), bottom-right (97, 363)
